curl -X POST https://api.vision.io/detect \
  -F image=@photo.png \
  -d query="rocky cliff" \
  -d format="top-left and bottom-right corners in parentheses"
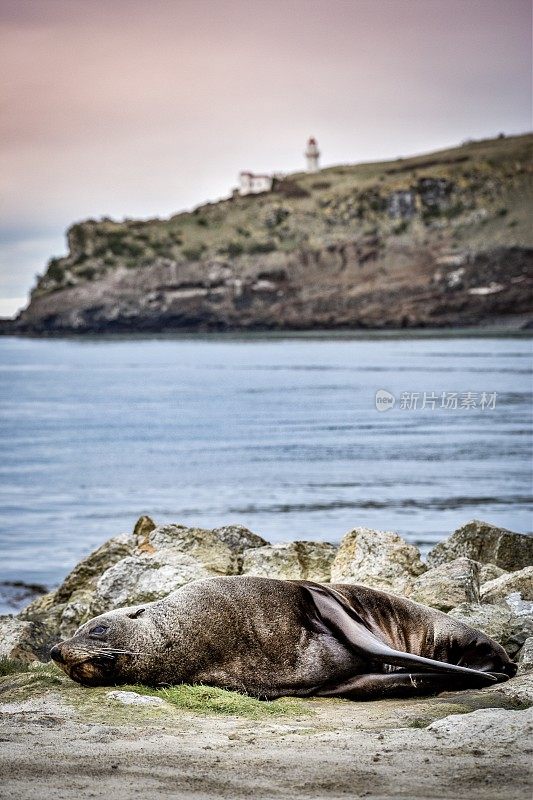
top-left (10, 134), bottom-right (533, 334)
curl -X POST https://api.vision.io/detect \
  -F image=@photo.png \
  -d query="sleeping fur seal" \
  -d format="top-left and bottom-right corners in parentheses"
top-left (50, 576), bottom-right (517, 699)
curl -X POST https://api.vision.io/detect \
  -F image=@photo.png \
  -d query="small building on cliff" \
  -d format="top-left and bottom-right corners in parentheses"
top-left (239, 172), bottom-right (273, 196)
top-left (239, 137), bottom-right (320, 196)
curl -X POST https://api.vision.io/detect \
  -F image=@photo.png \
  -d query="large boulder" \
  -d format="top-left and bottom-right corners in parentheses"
top-left (0, 616), bottom-right (57, 663)
top-left (330, 527), bottom-right (426, 594)
top-left (135, 523), bottom-right (267, 575)
top-left (480, 566), bottom-right (533, 604)
top-left (448, 597), bottom-right (533, 658)
top-left (21, 519), bottom-right (269, 639)
top-left (427, 520), bottom-right (533, 571)
top-left (86, 522), bottom-right (268, 627)
top-left (89, 553), bottom-right (213, 617)
top-left (241, 541), bottom-right (336, 582)
top-left (406, 557), bottom-right (480, 611)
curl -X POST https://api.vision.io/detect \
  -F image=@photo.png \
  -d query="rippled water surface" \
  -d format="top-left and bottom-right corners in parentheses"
top-left (0, 332), bottom-right (531, 591)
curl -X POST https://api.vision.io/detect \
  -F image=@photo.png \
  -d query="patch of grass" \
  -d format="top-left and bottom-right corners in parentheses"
top-left (182, 244), bottom-right (206, 260)
top-left (392, 220), bottom-right (410, 235)
top-left (46, 258), bottom-right (65, 282)
top-left (221, 240), bottom-right (244, 257)
top-left (124, 683), bottom-right (310, 719)
top-left (246, 239), bottom-right (277, 254)
top-left (0, 657), bottom-right (29, 677)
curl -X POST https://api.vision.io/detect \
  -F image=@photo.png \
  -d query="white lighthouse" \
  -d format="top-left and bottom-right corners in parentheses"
top-left (305, 136), bottom-right (320, 172)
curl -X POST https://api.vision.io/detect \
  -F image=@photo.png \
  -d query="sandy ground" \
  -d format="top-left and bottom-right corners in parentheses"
top-left (0, 676), bottom-right (532, 800)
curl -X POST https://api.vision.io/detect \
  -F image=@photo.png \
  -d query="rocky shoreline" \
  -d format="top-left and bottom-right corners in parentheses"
top-left (2, 517), bottom-right (532, 672)
top-left (1, 518), bottom-right (532, 799)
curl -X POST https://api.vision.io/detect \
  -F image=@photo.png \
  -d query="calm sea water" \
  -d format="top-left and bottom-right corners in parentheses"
top-left (0, 332), bottom-right (531, 596)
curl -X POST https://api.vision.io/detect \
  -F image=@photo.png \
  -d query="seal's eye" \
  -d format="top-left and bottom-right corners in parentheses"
top-left (89, 625), bottom-right (108, 637)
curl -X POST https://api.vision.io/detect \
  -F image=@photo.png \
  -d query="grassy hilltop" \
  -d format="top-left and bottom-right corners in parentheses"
top-left (13, 133), bottom-right (533, 332)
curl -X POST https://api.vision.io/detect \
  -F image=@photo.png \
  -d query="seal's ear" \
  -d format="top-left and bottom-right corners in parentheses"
top-left (127, 608), bottom-right (146, 619)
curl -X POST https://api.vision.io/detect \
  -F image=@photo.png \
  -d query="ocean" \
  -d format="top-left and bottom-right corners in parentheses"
top-left (0, 331), bottom-right (531, 598)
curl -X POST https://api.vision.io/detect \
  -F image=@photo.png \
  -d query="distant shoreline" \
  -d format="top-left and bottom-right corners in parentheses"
top-left (1, 319), bottom-right (532, 339)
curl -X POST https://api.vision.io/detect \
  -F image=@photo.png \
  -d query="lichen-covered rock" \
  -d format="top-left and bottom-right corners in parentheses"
top-left (427, 520), bottom-right (533, 571)
top-left (518, 637), bottom-right (533, 674)
top-left (0, 616), bottom-right (57, 663)
top-left (478, 563), bottom-right (507, 585)
top-left (241, 540), bottom-right (336, 582)
top-left (294, 541), bottom-right (336, 582)
top-left (406, 557), bottom-right (480, 611)
top-left (330, 527), bottom-right (426, 593)
top-left (480, 566), bottom-right (533, 604)
top-left (58, 590), bottom-right (94, 638)
top-left (448, 599), bottom-right (533, 658)
top-left (86, 523), bottom-right (268, 617)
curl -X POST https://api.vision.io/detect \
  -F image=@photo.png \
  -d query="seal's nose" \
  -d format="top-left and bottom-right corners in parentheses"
top-left (50, 644), bottom-right (65, 664)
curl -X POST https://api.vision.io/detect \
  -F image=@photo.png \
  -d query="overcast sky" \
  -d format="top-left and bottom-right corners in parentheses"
top-left (1, 0), bottom-right (531, 316)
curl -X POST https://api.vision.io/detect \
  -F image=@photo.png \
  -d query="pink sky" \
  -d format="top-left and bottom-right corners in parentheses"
top-left (1, 0), bottom-right (531, 314)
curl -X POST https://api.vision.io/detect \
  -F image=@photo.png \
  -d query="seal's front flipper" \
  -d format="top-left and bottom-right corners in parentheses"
top-left (304, 583), bottom-right (497, 683)
top-left (315, 671), bottom-right (487, 700)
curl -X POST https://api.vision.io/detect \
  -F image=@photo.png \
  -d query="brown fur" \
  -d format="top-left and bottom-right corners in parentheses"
top-left (50, 576), bottom-right (516, 699)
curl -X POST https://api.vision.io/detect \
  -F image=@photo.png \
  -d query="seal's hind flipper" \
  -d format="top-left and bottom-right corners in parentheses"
top-left (304, 583), bottom-right (497, 683)
top-left (315, 671), bottom-right (492, 700)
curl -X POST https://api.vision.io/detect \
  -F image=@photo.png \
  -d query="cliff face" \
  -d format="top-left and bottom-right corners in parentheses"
top-left (13, 134), bottom-right (533, 333)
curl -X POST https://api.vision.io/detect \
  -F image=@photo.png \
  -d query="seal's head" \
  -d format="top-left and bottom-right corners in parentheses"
top-left (50, 605), bottom-right (150, 687)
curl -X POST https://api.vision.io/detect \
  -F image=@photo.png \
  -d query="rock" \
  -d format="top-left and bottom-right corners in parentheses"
top-left (241, 541), bottom-right (336, 582)
top-left (106, 690), bottom-right (166, 707)
top-left (481, 672), bottom-right (533, 706)
top-left (517, 637), bottom-right (533, 674)
top-left (427, 707), bottom-right (533, 744)
top-left (505, 591), bottom-right (533, 616)
top-left (22, 522), bottom-right (269, 636)
top-left (480, 566), bottom-right (533, 604)
top-left (90, 554), bottom-right (213, 614)
top-left (294, 541), bottom-right (336, 582)
top-left (55, 534), bottom-right (135, 604)
top-left (132, 515), bottom-right (157, 537)
top-left (135, 523), bottom-right (267, 574)
top-left (448, 600), bottom-right (533, 658)
top-left (88, 523), bottom-right (268, 616)
top-left (330, 527), bottom-right (426, 593)
top-left (242, 543), bottom-right (302, 580)
top-left (406, 558), bottom-right (480, 611)
top-left (0, 616), bottom-right (57, 664)
top-left (427, 520), bottom-right (533, 571)
top-left (20, 533), bottom-right (136, 636)
top-left (478, 563), bottom-right (506, 584)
